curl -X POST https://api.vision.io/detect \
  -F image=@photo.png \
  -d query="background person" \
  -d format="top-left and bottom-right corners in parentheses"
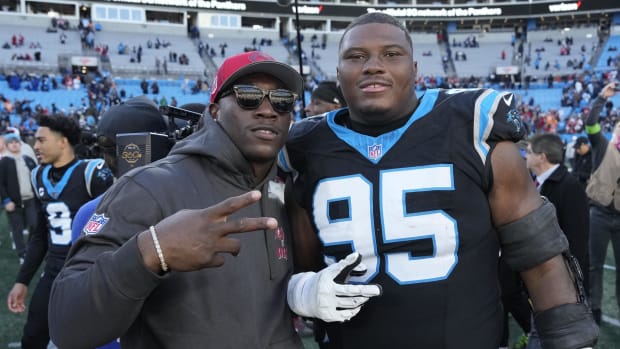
top-left (571, 136), bottom-right (593, 188)
top-left (524, 133), bottom-right (591, 349)
top-left (6, 114), bottom-right (113, 349)
top-left (304, 80), bottom-right (346, 118)
top-left (0, 133), bottom-right (39, 263)
top-left (584, 81), bottom-right (620, 325)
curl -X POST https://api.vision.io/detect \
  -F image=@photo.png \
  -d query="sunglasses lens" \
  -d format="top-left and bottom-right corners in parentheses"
top-left (233, 85), bottom-right (296, 113)
top-left (269, 90), bottom-right (296, 113)
top-left (235, 86), bottom-right (264, 109)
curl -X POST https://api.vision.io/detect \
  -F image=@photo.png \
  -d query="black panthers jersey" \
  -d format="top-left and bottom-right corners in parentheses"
top-left (30, 158), bottom-right (113, 263)
top-left (281, 89), bottom-right (525, 349)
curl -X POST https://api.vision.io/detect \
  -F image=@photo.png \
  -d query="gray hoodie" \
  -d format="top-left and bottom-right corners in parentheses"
top-left (49, 117), bottom-right (302, 349)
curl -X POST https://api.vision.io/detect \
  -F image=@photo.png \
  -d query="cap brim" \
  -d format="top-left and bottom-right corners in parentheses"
top-left (217, 61), bottom-right (303, 99)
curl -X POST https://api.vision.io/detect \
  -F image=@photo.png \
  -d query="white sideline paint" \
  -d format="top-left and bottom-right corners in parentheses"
top-left (603, 315), bottom-right (620, 327)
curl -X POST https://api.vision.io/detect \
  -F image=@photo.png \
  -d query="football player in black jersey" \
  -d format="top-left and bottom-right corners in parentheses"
top-left (283, 12), bottom-right (598, 349)
top-left (7, 114), bottom-right (113, 349)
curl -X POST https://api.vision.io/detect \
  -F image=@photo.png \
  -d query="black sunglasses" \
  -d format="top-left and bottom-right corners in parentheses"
top-left (220, 85), bottom-right (298, 113)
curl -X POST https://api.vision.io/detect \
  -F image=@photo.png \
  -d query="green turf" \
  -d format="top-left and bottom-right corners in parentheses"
top-left (0, 210), bottom-right (618, 348)
top-left (0, 210), bottom-right (29, 348)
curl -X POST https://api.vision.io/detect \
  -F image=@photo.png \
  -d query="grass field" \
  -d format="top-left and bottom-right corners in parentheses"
top-left (0, 211), bottom-right (618, 348)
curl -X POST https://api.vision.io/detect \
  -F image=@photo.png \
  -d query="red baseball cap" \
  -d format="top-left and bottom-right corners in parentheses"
top-left (209, 51), bottom-right (303, 104)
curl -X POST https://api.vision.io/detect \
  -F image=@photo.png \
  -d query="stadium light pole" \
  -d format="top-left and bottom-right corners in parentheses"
top-left (293, 0), bottom-right (306, 114)
top-left (278, 0), bottom-right (306, 114)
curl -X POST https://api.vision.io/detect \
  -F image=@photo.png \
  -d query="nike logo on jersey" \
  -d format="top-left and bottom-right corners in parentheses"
top-left (502, 93), bottom-right (513, 107)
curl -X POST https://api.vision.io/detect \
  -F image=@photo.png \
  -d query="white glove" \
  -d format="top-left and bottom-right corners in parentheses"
top-left (287, 252), bottom-right (382, 322)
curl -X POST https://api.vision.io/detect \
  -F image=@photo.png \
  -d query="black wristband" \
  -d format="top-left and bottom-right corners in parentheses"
top-left (535, 303), bottom-right (599, 349)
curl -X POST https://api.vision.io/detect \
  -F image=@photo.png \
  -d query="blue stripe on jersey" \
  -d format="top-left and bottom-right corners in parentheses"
top-left (42, 160), bottom-right (83, 199)
top-left (84, 159), bottom-right (104, 197)
top-left (31, 165), bottom-right (40, 198)
top-left (473, 90), bottom-right (500, 164)
top-left (327, 89), bottom-right (440, 164)
top-left (277, 146), bottom-right (292, 173)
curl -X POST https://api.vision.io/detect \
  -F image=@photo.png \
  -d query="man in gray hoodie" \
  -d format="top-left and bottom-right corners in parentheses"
top-left (49, 51), bottom-right (305, 349)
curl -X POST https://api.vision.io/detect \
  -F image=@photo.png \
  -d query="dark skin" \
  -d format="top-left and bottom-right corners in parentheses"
top-left (290, 21), bottom-right (577, 312)
top-left (137, 73), bottom-right (293, 273)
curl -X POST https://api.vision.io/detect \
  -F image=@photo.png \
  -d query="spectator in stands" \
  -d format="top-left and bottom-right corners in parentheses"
top-left (151, 81), bottom-right (159, 95)
top-left (85, 30), bottom-right (95, 49)
top-left (584, 81), bottom-right (620, 325)
top-left (50, 75), bottom-right (58, 90)
top-left (130, 47), bottom-right (137, 63)
top-left (63, 74), bottom-right (73, 89)
top-left (73, 75), bottom-right (81, 90)
top-left (140, 79), bottom-right (148, 95)
top-left (179, 54), bottom-right (189, 65)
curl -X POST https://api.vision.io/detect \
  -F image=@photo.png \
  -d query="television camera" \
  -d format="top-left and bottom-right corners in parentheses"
top-left (78, 105), bottom-right (204, 175)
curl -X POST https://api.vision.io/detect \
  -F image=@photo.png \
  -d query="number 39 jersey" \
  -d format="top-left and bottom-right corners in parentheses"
top-left (281, 89), bottom-right (526, 348)
top-left (30, 158), bottom-right (114, 263)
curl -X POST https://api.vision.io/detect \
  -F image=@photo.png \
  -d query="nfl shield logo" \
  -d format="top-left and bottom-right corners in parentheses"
top-left (83, 214), bottom-right (109, 235)
top-left (368, 144), bottom-right (382, 160)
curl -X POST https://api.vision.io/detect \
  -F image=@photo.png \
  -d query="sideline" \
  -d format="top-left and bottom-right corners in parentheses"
top-left (603, 315), bottom-right (620, 327)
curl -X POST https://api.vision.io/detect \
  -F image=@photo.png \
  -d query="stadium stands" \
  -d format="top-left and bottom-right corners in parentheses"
top-left (450, 31), bottom-right (514, 77)
top-left (94, 30), bottom-right (206, 77)
top-left (0, 23), bottom-right (82, 72)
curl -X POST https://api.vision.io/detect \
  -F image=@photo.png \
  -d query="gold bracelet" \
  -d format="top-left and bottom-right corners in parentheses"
top-left (149, 225), bottom-right (169, 273)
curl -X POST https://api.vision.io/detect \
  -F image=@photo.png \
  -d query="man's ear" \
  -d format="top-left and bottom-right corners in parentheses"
top-left (208, 103), bottom-right (219, 120)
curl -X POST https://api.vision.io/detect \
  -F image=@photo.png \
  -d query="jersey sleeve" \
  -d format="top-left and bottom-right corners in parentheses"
top-left (279, 116), bottom-right (324, 175)
top-left (71, 197), bottom-right (101, 242)
top-left (485, 90), bottom-right (527, 143)
top-left (16, 206), bottom-right (48, 285)
top-left (85, 159), bottom-right (114, 198)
